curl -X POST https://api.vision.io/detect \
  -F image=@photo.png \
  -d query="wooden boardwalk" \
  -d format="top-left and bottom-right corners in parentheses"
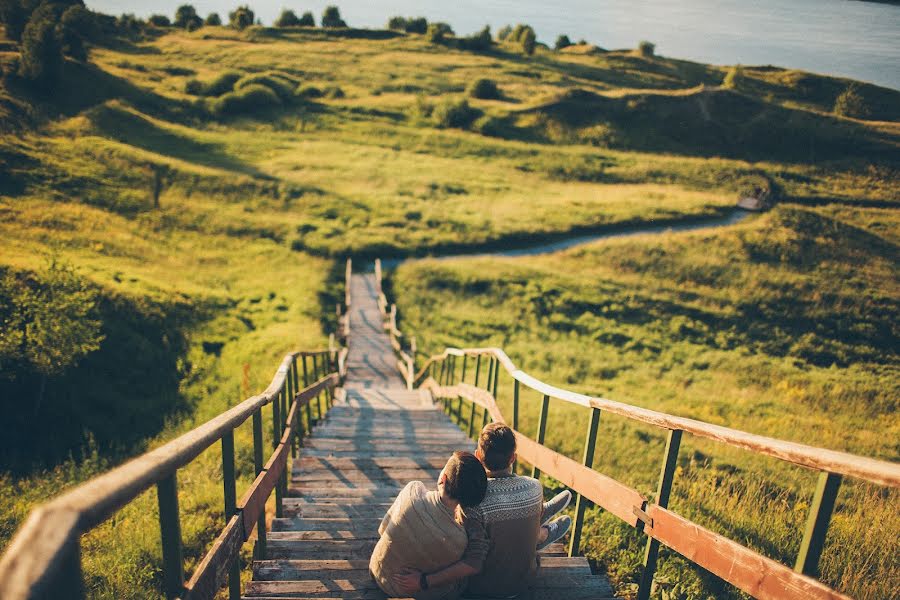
top-left (244, 273), bottom-right (617, 599)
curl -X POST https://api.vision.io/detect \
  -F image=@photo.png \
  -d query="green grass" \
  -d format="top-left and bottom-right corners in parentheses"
top-left (391, 205), bottom-right (899, 599)
top-left (0, 18), bottom-right (897, 599)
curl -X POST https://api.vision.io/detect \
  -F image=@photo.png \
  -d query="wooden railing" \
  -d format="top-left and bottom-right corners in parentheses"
top-left (374, 258), bottom-right (416, 389)
top-left (0, 324), bottom-right (350, 598)
top-left (413, 347), bottom-right (899, 600)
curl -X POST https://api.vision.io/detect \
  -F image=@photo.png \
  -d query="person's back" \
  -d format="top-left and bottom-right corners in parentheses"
top-left (465, 472), bottom-right (543, 597)
top-left (465, 423), bottom-right (543, 598)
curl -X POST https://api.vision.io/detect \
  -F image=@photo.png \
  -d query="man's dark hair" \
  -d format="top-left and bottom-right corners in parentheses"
top-left (478, 423), bottom-right (516, 471)
top-left (443, 451), bottom-right (487, 508)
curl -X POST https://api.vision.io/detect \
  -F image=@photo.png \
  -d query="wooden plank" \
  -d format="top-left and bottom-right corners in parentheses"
top-left (293, 457), bottom-right (448, 470)
top-left (645, 505), bottom-right (851, 600)
top-left (239, 441), bottom-right (290, 539)
top-left (184, 515), bottom-right (244, 600)
top-left (514, 433), bottom-right (645, 527)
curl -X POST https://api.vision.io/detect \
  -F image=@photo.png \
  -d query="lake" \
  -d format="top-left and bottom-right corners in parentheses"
top-left (86, 0), bottom-right (900, 90)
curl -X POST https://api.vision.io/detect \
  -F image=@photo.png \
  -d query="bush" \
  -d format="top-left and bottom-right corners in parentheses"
top-left (205, 12), bottom-right (221, 26)
top-left (228, 5), bottom-right (254, 30)
top-left (295, 84), bottom-right (323, 98)
top-left (468, 78), bottom-right (500, 100)
top-left (833, 84), bottom-right (871, 119)
top-left (426, 22), bottom-right (452, 43)
top-left (433, 97), bottom-right (480, 129)
top-left (497, 25), bottom-right (512, 41)
top-left (324, 85), bottom-right (344, 99)
top-left (321, 6), bottom-right (346, 28)
top-left (185, 70), bottom-right (242, 96)
top-left (638, 40), bottom-right (655, 57)
top-left (520, 27), bottom-right (536, 55)
top-left (148, 14), bottom-right (170, 27)
top-left (18, 4), bottom-right (63, 89)
top-left (234, 72), bottom-right (296, 101)
top-left (555, 34), bottom-right (572, 51)
top-left (722, 65), bottom-right (744, 90)
top-left (212, 83), bottom-right (281, 116)
top-left (174, 5), bottom-right (202, 30)
top-left (0, 0), bottom-right (29, 41)
top-left (387, 16), bottom-right (407, 31)
top-left (298, 11), bottom-right (314, 26)
top-left (459, 25), bottom-right (491, 52)
top-left (275, 9), bottom-right (301, 27)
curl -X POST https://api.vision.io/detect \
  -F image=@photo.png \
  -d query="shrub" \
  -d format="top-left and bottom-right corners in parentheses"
top-left (426, 22), bottom-right (452, 43)
top-left (212, 83), bottom-right (281, 116)
top-left (0, 0), bottom-right (29, 41)
top-left (174, 5), bottom-right (202, 30)
top-left (459, 25), bottom-right (491, 52)
top-left (321, 6), bottom-right (346, 28)
top-left (638, 40), bottom-right (655, 57)
top-left (405, 17), bottom-right (427, 34)
top-left (298, 11), bottom-right (314, 26)
top-left (184, 78), bottom-right (203, 95)
top-left (148, 14), bottom-right (170, 27)
top-left (186, 70), bottom-right (242, 96)
top-left (497, 25), bottom-right (512, 41)
top-left (555, 34), bottom-right (572, 51)
top-left (520, 27), bottom-right (536, 55)
top-left (228, 5), bottom-right (254, 30)
top-left (833, 84), bottom-right (871, 119)
top-left (234, 72), bottom-right (296, 101)
top-left (722, 65), bottom-right (744, 90)
top-left (18, 4), bottom-right (63, 89)
top-left (275, 9), bottom-right (301, 27)
top-left (433, 97), bottom-right (480, 129)
top-left (205, 13), bottom-right (221, 26)
top-left (468, 78), bottom-right (500, 100)
top-left (387, 16), bottom-right (407, 31)
top-left (295, 84), bottom-right (323, 98)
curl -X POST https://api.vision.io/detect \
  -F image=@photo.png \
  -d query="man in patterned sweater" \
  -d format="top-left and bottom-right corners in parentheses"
top-left (464, 423), bottom-right (571, 598)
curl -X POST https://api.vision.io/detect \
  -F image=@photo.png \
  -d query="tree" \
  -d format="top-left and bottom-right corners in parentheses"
top-left (387, 16), bottom-right (407, 31)
top-left (18, 4), bottom-right (63, 89)
top-left (468, 78), bottom-right (499, 99)
top-left (554, 34), bottom-right (571, 51)
top-left (228, 5), bottom-right (254, 30)
top-left (298, 11), bottom-right (314, 26)
top-left (497, 24), bottom-right (511, 41)
top-left (321, 5), bottom-right (346, 28)
top-left (148, 14), bottom-right (170, 27)
top-left (0, 0), bottom-right (29, 41)
top-left (205, 12), bottom-right (221, 26)
top-left (834, 84), bottom-right (871, 119)
top-left (0, 258), bottom-right (104, 414)
top-left (426, 22), bottom-right (452, 44)
top-left (638, 40), bottom-right (655, 57)
top-left (521, 26), bottom-right (536, 55)
top-left (275, 9), bottom-right (300, 27)
top-left (174, 4), bottom-right (201, 30)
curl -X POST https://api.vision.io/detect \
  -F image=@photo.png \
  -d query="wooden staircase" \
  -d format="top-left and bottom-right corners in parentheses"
top-left (243, 273), bottom-right (617, 599)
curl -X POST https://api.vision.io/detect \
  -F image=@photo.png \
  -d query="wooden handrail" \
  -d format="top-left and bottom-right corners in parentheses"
top-left (416, 347), bottom-right (900, 488)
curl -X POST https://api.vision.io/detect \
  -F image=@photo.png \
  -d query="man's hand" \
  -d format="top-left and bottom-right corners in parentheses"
top-left (392, 568), bottom-right (423, 595)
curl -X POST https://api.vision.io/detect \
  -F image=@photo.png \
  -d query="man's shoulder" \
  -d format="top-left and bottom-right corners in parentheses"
top-left (486, 474), bottom-right (543, 496)
top-left (479, 475), bottom-right (543, 522)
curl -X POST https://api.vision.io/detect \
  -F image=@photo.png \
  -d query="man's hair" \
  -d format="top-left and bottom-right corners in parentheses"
top-left (443, 451), bottom-right (488, 508)
top-left (478, 423), bottom-right (516, 471)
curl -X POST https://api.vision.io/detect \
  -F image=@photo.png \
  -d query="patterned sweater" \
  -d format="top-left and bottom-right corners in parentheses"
top-left (463, 473), bottom-right (543, 598)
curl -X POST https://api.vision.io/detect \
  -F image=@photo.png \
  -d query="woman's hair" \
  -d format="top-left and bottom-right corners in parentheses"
top-left (442, 451), bottom-right (488, 508)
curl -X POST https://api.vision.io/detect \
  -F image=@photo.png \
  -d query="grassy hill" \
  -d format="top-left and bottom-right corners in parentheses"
top-left (0, 12), bottom-right (897, 599)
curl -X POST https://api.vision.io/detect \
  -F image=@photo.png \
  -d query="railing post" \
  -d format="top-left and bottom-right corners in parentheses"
top-left (252, 408), bottom-right (266, 559)
top-left (302, 355), bottom-right (312, 427)
top-left (439, 359), bottom-right (447, 386)
top-left (287, 365), bottom-right (296, 458)
top-left (474, 355), bottom-right (482, 387)
top-left (461, 355), bottom-right (468, 383)
top-left (157, 473), bottom-right (184, 600)
top-left (492, 359), bottom-right (499, 401)
top-left (456, 396), bottom-right (464, 425)
top-left (795, 471), bottom-right (842, 577)
top-left (638, 429), bottom-right (682, 600)
top-left (531, 395), bottom-right (550, 479)
top-left (272, 390), bottom-right (283, 519)
top-left (375, 258), bottom-right (382, 293)
top-left (486, 357), bottom-right (494, 393)
top-left (569, 408), bottom-right (601, 557)
top-left (468, 400), bottom-right (477, 438)
top-left (221, 430), bottom-right (240, 600)
top-left (512, 379), bottom-right (520, 471)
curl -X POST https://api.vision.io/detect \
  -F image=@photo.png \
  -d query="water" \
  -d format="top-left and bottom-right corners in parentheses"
top-left (379, 208), bottom-right (752, 270)
top-left (87, 0), bottom-right (900, 90)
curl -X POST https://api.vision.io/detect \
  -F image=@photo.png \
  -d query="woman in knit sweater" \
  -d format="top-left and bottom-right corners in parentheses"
top-left (369, 451), bottom-right (489, 599)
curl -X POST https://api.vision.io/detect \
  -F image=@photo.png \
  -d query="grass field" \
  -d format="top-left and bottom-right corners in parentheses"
top-left (1, 14), bottom-right (897, 599)
top-left (391, 204), bottom-right (899, 599)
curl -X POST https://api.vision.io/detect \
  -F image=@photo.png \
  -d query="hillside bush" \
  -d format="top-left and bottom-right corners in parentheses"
top-left (212, 83), bottom-right (281, 116)
top-left (433, 97), bottom-right (480, 129)
top-left (174, 5), bottom-right (202, 30)
top-left (459, 25), bottom-right (491, 52)
top-left (148, 14), bottom-right (170, 27)
top-left (228, 5), bottom-right (254, 30)
top-left (295, 84), bottom-right (323, 98)
top-left (321, 6), bottom-right (346, 28)
top-left (234, 72), bottom-right (296, 101)
top-left (520, 26), bottom-right (536, 55)
top-left (833, 84), bottom-right (871, 119)
top-left (18, 4), bottom-right (63, 89)
top-left (189, 70), bottom-right (242, 96)
top-left (204, 13), bottom-right (221, 26)
top-left (497, 25), bottom-right (512, 41)
top-left (638, 40), bottom-right (655, 57)
top-left (274, 9), bottom-right (300, 27)
top-left (555, 34), bottom-right (572, 51)
top-left (298, 11), bottom-right (314, 26)
top-left (468, 78), bottom-right (500, 100)
top-left (426, 22), bottom-right (452, 44)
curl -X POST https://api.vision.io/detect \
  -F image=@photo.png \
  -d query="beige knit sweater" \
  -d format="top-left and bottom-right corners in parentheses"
top-left (369, 481), bottom-right (468, 600)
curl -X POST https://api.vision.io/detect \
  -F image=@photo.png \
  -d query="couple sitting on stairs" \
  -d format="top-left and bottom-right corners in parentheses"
top-left (370, 422), bottom-right (572, 599)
